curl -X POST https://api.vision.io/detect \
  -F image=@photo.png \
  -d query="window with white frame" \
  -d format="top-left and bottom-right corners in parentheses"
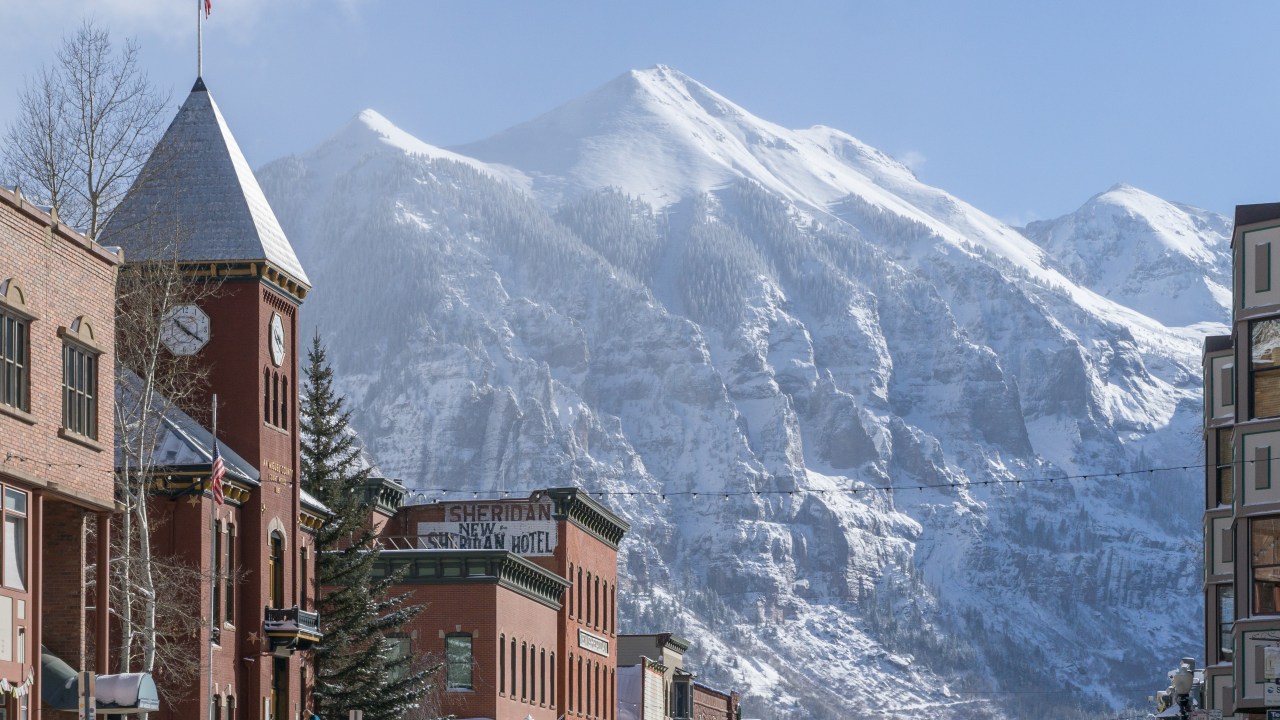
top-left (2, 488), bottom-right (27, 592)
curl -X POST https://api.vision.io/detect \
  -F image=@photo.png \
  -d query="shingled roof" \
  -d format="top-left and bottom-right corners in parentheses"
top-left (100, 77), bottom-right (309, 288)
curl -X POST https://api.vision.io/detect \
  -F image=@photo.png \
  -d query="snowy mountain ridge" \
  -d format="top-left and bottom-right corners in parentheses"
top-left (259, 66), bottom-right (1228, 719)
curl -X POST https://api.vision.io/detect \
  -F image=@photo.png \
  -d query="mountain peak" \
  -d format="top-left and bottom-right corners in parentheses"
top-left (1024, 185), bottom-right (1230, 326)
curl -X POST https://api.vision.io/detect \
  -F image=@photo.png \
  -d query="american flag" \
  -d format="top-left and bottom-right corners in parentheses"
top-left (204, 0), bottom-right (211, 18)
top-left (210, 440), bottom-right (225, 505)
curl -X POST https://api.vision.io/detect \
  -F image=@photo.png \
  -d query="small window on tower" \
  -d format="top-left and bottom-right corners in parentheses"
top-left (280, 376), bottom-right (289, 431)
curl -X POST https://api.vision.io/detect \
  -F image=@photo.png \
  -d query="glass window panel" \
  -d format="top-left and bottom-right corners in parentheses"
top-left (5, 514), bottom-right (26, 592)
top-left (1254, 517), bottom-right (1280, 614)
top-left (4, 490), bottom-right (25, 515)
top-left (1254, 319), bottom-right (1280, 418)
top-left (446, 634), bottom-right (473, 690)
top-left (1218, 584), bottom-right (1234, 662)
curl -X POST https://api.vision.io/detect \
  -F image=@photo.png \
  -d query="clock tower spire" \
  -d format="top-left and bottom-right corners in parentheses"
top-left (99, 78), bottom-right (314, 720)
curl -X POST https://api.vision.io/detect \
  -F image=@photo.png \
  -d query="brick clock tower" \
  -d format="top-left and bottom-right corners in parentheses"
top-left (102, 77), bottom-right (320, 720)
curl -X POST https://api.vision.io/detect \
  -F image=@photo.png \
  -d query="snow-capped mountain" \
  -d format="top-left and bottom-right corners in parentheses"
top-left (1023, 183), bottom-right (1231, 327)
top-left (258, 65), bottom-right (1226, 719)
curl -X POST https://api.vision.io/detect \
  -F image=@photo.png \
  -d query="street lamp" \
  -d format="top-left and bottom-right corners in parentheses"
top-left (1170, 657), bottom-right (1196, 719)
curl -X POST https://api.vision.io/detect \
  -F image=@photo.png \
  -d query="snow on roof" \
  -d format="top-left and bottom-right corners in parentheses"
top-left (300, 488), bottom-right (330, 514)
top-left (115, 369), bottom-right (258, 483)
top-left (101, 78), bottom-right (309, 287)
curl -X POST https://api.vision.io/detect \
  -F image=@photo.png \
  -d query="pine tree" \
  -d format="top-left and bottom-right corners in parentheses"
top-left (301, 334), bottom-right (434, 719)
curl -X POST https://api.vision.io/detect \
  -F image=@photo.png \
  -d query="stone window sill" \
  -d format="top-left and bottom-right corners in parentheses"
top-left (0, 404), bottom-right (35, 426)
top-left (58, 428), bottom-right (104, 452)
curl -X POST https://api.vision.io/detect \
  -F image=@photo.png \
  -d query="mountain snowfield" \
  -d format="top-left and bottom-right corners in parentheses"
top-left (258, 66), bottom-right (1229, 719)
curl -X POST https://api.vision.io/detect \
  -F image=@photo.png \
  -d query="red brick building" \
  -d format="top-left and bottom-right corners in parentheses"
top-left (100, 77), bottom-right (321, 720)
top-left (0, 184), bottom-right (121, 717)
top-left (690, 682), bottom-right (739, 720)
top-left (378, 489), bottom-right (629, 720)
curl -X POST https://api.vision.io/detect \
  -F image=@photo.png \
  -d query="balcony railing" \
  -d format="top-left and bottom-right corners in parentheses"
top-left (263, 605), bottom-right (322, 655)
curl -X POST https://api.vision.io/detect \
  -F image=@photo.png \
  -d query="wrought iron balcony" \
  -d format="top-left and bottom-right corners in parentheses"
top-left (263, 606), bottom-right (322, 655)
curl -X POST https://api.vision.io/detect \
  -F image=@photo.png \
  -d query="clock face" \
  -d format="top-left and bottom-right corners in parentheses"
top-left (270, 313), bottom-right (285, 367)
top-left (160, 304), bottom-right (210, 356)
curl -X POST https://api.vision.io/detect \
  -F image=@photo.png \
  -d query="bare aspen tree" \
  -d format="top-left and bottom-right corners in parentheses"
top-left (2, 18), bottom-right (215, 704)
top-left (112, 217), bottom-right (224, 703)
top-left (1, 19), bottom-right (168, 240)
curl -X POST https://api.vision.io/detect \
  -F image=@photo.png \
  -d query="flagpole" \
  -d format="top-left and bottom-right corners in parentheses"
top-left (197, 0), bottom-right (203, 78)
top-left (208, 394), bottom-right (217, 720)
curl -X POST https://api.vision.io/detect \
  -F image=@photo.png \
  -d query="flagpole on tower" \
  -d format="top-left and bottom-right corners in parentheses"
top-left (197, 0), bottom-right (202, 78)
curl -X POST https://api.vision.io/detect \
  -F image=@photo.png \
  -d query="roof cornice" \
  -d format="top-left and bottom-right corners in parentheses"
top-left (544, 487), bottom-right (630, 549)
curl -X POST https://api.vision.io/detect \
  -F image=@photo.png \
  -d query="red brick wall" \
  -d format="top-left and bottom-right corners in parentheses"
top-left (545, 521), bottom-right (619, 720)
top-left (40, 502), bottom-right (86, 667)
top-left (692, 684), bottom-right (737, 720)
top-left (145, 275), bottom-right (312, 720)
top-left (0, 187), bottom-right (118, 719)
top-left (394, 578), bottom-right (559, 720)
top-left (381, 497), bottom-right (624, 720)
top-left (0, 187), bottom-right (118, 507)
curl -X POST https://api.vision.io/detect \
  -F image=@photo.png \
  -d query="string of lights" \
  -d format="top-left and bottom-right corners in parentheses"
top-left (402, 459), bottom-right (1231, 502)
top-left (3, 451), bottom-right (93, 470)
top-left (0, 447), bottom-right (1239, 501)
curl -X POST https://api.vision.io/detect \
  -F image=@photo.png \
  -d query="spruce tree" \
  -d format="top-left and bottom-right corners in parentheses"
top-left (301, 334), bottom-right (434, 719)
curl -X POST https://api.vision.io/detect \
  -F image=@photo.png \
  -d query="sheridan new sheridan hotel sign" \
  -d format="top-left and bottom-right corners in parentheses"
top-left (416, 499), bottom-right (558, 556)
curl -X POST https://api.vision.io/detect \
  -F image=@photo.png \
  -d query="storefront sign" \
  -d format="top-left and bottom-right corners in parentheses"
top-left (417, 500), bottom-right (558, 556)
top-left (578, 629), bottom-right (609, 657)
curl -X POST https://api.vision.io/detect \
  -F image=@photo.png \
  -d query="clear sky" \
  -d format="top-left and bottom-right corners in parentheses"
top-left (0, 1), bottom-right (1273, 224)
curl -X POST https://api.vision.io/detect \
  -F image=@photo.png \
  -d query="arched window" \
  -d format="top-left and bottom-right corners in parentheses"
top-left (568, 563), bottom-right (575, 617)
top-left (610, 584), bottom-right (616, 634)
top-left (510, 637), bottom-right (517, 698)
top-left (568, 653), bottom-right (574, 712)
top-left (550, 652), bottom-right (556, 707)
top-left (280, 376), bottom-right (289, 431)
top-left (445, 633), bottom-right (473, 690)
top-left (521, 641), bottom-right (528, 701)
top-left (528, 643), bottom-right (536, 701)
top-left (499, 634), bottom-right (506, 694)
top-left (585, 571), bottom-right (593, 626)
top-left (268, 531), bottom-right (284, 609)
top-left (594, 575), bottom-right (601, 629)
top-left (540, 648), bottom-right (546, 705)
top-left (271, 372), bottom-right (280, 426)
top-left (263, 368), bottom-right (271, 421)
top-left (577, 655), bottom-right (583, 715)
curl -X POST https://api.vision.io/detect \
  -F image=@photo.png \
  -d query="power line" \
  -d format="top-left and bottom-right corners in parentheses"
top-left (402, 459), bottom-right (1229, 502)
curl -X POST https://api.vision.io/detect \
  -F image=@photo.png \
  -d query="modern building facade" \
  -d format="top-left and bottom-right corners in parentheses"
top-left (0, 184), bottom-right (121, 718)
top-left (101, 76), bottom-right (320, 720)
top-left (1200, 202), bottom-right (1280, 718)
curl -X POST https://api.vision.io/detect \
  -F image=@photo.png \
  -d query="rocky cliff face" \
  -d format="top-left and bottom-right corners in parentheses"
top-left (259, 66), bottom-right (1228, 718)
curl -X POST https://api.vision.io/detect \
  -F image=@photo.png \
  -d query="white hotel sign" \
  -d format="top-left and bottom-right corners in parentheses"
top-left (417, 500), bottom-right (558, 556)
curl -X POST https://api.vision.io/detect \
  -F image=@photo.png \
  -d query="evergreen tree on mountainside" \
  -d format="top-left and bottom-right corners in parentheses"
top-left (301, 334), bottom-right (434, 719)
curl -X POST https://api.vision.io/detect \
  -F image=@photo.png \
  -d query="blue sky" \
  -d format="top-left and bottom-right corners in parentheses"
top-left (0, 1), bottom-right (1272, 223)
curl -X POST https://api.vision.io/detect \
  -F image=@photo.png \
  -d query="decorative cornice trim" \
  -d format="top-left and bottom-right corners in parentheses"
top-left (544, 487), bottom-right (629, 549)
top-left (374, 549), bottom-right (569, 609)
